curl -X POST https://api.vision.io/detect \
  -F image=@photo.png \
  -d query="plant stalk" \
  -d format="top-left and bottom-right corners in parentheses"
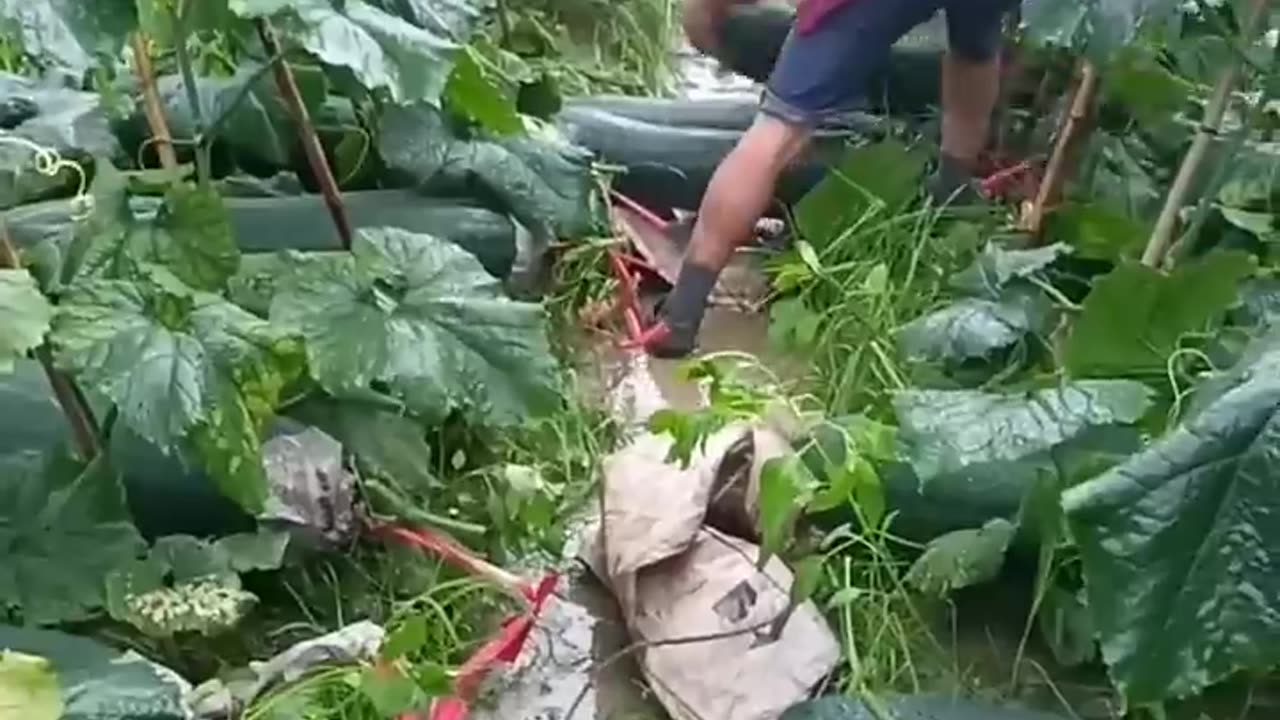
top-left (0, 223), bottom-right (101, 461)
top-left (1140, 0), bottom-right (1272, 268)
top-left (130, 33), bottom-right (178, 170)
top-left (255, 19), bottom-right (353, 250)
top-left (169, 9), bottom-right (212, 184)
top-left (1022, 61), bottom-right (1099, 237)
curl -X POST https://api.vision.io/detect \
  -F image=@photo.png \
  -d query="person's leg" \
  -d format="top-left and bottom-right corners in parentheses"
top-left (929, 0), bottom-right (1020, 203)
top-left (651, 0), bottom-right (940, 357)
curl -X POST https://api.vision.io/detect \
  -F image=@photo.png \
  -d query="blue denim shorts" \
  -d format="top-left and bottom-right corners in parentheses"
top-left (762, 0), bottom-right (1020, 126)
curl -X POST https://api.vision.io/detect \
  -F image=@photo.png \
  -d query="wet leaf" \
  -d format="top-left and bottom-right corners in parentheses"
top-left (360, 664), bottom-right (425, 716)
top-left (0, 0), bottom-right (135, 76)
top-left (895, 381), bottom-right (1153, 482)
top-left (1066, 252), bottom-right (1256, 378)
top-left (0, 268), bottom-right (52, 374)
top-left (232, 0), bottom-right (479, 106)
top-left (215, 530), bottom-right (291, 572)
top-left (382, 615), bottom-right (428, 659)
top-left (0, 452), bottom-right (144, 624)
top-left (445, 46), bottom-right (521, 135)
top-left (757, 454), bottom-right (815, 567)
top-left (270, 227), bottom-right (560, 425)
top-left (288, 396), bottom-right (436, 492)
top-left (0, 651), bottom-right (61, 720)
top-left (795, 139), bottom-right (929, 249)
top-left (52, 267), bottom-right (295, 509)
top-left (897, 286), bottom-right (1051, 364)
top-left (379, 104), bottom-right (598, 238)
top-left (905, 518), bottom-right (1015, 596)
top-left (1023, 0), bottom-right (1182, 61)
top-left (949, 242), bottom-right (1068, 298)
top-left (1065, 362), bottom-right (1280, 704)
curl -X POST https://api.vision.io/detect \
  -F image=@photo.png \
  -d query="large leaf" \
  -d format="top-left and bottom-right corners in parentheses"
top-left (231, 0), bottom-right (481, 106)
top-left (0, 0), bottom-right (135, 77)
top-left (1063, 365), bottom-right (1280, 703)
top-left (105, 531), bottom-right (287, 637)
top-left (288, 396), bottom-right (436, 492)
top-left (62, 164), bottom-right (241, 291)
top-left (156, 65), bottom-right (328, 170)
top-left (186, 301), bottom-right (304, 512)
top-left (0, 452), bottom-right (145, 625)
top-left (905, 518), bottom-right (1015, 596)
top-left (133, 181), bottom-right (241, 292)
top-left (1065, 252), bottom-right (1256, 378)
top-left (0, 268), bottom-right (52, 374)
top-left (270, 227), bottom-right (560, 425)
top-left (51, 272), bottom-right (208, 450)
top-left (1022, 0), bottom-right (1182, 61)
top-left (895, 381), bottom-right (1153, 482)
top-left (948, 242), bottom-right (1068, 298)
top-left (897, 286), bottom-right (1051, 364)
top-left (51, 266), bottom-right (297, 510)
top-left (0, 626), bottom-right (187, 720)
top-left (795, 139), bottom-right (929, 250)
top-left (378, 104), bottom-right (597, 238)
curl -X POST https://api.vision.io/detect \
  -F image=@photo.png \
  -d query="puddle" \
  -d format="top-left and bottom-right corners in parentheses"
top-left (578, 306), bottom-right (799, 428)
top-left (471, 568), bottom-right (667, 720)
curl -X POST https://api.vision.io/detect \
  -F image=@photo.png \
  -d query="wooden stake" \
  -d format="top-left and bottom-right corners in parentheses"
top-left (255, 19), bottom-right (354, 250)
top-left (1021, 61), bottom-right (1099, 236)
top-left (1141, 0), bottom-right (1272, 268)
top-left (130, 33), bottom-right (179, 170)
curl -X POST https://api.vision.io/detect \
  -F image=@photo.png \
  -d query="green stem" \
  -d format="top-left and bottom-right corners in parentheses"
top-left (0, 223), bottom-right (101, 461)
top-left (170, 7), bottom-right (211, 185)
top-left (198, 52), bottom-right (287, 148)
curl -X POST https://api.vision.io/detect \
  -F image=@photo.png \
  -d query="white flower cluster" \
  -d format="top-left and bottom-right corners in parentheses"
top-left (125, 577), bottom-right (257, 637)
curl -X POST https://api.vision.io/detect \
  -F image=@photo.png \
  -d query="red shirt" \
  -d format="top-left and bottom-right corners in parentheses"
top-left (794, 0), bottom-right (858, 35)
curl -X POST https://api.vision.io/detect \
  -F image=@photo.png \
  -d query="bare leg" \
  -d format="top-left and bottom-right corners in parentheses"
top-left (940, 50), bottom-right (1001, 169)
top-left (651, 114), bottom-right (810, 357)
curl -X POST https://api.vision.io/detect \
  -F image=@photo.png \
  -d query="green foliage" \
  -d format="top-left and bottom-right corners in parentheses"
top-left (1022, 0), bottom-right (1182, 61)
top-left (1064, 355), bottom-right (1280, 704)
top-left (646, 355), bottom-right (773, 467)
top-left (0, 452), bottom-right (145, 625)
top-left (0, 267), bottom-right (52, 373)
top-left (0, 0), bottom-right (135, 77)
top-left (897, 243), bottom-right (1068, 365)
top-left (0, 651), bottom-right (61, 720)
top-left (904, 518), bottom-right (1016, 596)
top-left (64, 164), bottom-right (242, 292)
top-left (378, 103), bottom-right (599, 239)
top-left (105, 531), bottom-right (288, 637)
top-left (1065, 251), bottom-right (1256, 378)
top-left (894, 381), bottom-right (1153, 483)
top-left (270, 226), bottom-right (560, 425)
top-left (795, 139), bottom-right (929, 250)
top-left (231, 0), bottom-right (483, 106)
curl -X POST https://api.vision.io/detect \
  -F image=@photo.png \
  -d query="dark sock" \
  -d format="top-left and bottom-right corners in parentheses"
top-left (928, 154), bottom-right (982, 206)
top-left (651, 262), bottom-right (719, 357)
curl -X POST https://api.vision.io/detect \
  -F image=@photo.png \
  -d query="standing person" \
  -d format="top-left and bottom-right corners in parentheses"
top-left (646, 0), bottom-right (1020, 358)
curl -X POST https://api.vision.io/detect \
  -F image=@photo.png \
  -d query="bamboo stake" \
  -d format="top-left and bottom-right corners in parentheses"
top-left (255, 19), bottom-right (354, 250)
top-left (0, 224), bottom-right (101, 461)
top-left (1021, 61), bottom-right (1100, 236)
top-left (130, 33), bottom-right (179, 170)
top-left (1141, 0), bottom-right (1272, 268)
